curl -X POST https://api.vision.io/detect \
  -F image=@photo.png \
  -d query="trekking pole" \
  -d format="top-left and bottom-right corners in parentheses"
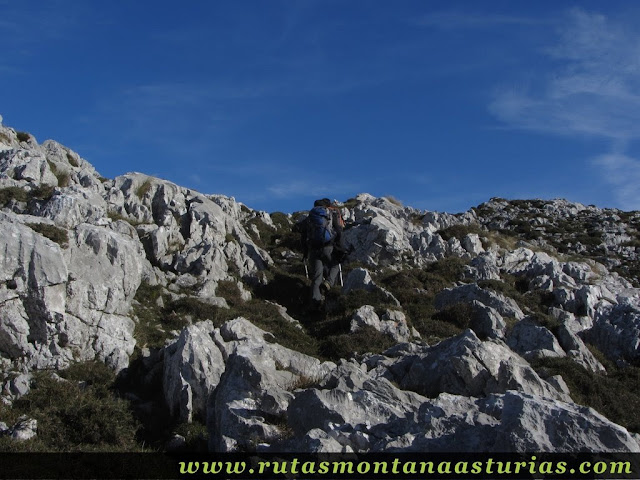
top-left (304, 259), bottom-right (309, 279)
top-left (338, 263), bottom-right (343, 287)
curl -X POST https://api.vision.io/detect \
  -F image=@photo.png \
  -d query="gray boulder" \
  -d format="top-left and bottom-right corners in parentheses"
top-left (435, 283), bottom-right (525, 320)
top-left (341, 268), bottom-right (400, 306)
top-left (395, 330), bottom-right (569, 401)
top-left (163, 321), bottom-right (225, 423)
top-left (469, 300), bottom-right (507, 339)
top-left (586, 303), bottom-right (640, 363)
top-left (378, 391), bottom-right (639, 452)
top-left (506, 317), bottom-right (566, 361)
top-left (350, 306), bottom-right (414, 343)
top-left (287, 360), bottom-right (428, 452)
top-left (9, 415), bottom-right (38, 442)
top-left (63, 223), bottom-right (145, 371)
top-left (203, 318), bottom-right (336, 452)
top-left (0, 212), bottom-right (69, 365)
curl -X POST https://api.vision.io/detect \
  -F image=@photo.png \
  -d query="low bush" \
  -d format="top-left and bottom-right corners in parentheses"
top-left (0, 187), bottom-right (28, 206)
top-left (437, 223), bottom-right (486, 242)
top-left (27, 223), bottom-right (69, 247)
top-left (136, 180), bottom-right (152, 199)
top-left (16, 131), bottom-right (31, 142)
top-left (533, 357), bottom-right (640, 433)
top-left (0, 364), bottom-right (139, 451)
top-left (47, 161), bottom-right (70, 188)
top-left (320, 326), bottom-right (395, 360)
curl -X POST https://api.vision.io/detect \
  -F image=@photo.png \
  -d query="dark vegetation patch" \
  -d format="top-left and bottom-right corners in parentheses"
top-left (0, 187), bottom-right (28, 206)
top-left (16, 131), bottom-right (31, 143)
top-left (47, 161), bottom-right (70, 187)
top-left (132, 282), bottom-right (207, 350)
top-left (377, 257), bottom-right (470, 342)
top-left (319, 326), bottom-right (396, 360)
top-left (437, 223), bottom-right (486, 242)
top-left (0, 362), bottom-right (139, 452)
top-left (27, 223), bottom-right (69, 247)
top-left (66, 152), bottom-right (79, 167)
top-left (0, 185), bottom-right (56, 208)
top-left (135, 180), bottom-right (152, 199)
top-left (533, 357), bottom-right (640, 434)
top-left (477, 276), bottom-right (559, 331)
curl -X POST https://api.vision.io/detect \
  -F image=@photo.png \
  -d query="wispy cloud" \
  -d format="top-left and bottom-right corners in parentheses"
top-left (592, 153), bottom-right (640, 210)
top-left (268, 179), bottom-right (360, 200)
top-left (489, 8), bottom-right (640, 209)
top-left (414, 11), bottom-right (545, 30)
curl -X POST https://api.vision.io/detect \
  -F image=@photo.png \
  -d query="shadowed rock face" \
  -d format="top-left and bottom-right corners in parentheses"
top-left (1, 116), bottom-right (639, 453)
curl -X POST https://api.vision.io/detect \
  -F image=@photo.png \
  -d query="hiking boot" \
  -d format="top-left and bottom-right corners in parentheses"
top-left (320, 280), bottom-right (331, 294)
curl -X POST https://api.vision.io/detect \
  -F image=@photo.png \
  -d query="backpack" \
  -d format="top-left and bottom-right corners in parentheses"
top-left (307, 206), bottom-right (335, 248)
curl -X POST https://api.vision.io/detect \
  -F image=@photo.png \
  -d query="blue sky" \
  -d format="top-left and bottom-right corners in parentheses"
top-left (2, 1), bottom-right (640, 214)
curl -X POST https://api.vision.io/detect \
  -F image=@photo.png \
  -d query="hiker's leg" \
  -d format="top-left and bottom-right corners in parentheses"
top-left (321, 245), bottom-right (341, 286)
top-left (327, 263), bottom-right (340, 286)
top-left (310, 250), bottom-right (324, 302)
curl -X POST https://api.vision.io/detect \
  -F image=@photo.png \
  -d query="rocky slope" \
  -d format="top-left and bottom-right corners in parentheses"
top-left (0, 115), bottom-right (639, 452)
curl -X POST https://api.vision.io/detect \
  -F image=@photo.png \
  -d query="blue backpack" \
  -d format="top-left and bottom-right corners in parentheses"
top-left (307, 206), bottom-right (335, 248)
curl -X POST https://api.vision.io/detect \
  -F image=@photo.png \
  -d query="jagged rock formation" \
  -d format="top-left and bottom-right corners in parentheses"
top-left (1, 116), bottom-right (639, 453)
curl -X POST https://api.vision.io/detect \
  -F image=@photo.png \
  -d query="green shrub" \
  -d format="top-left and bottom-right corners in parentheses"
top-left (424, 256), bottom-right (468, 284)
top-left (66, 152), bottom-right (79, 167)
top-left (1, 366), bottom-right (139, 452)
top-left (245, 217), bottom-right (278, 249)
top-left (30, 184), bottom-right (56, 201)
top-left (377, 258), bottom-right (470, 342)
top-left (173, 421), bottom-right (208, 452)
top-left (533, 357), bottom-right (640, 433)
top-left (269, 212), bottom-right (290, 230)
top-left (320, 326), bottom-right (395, 360)
top-left (437, 223), bottom-right (485, 242)
top-left (16, 131), bottom-right (31, 142)
top-left (477, 277), bottom-right (558, 331)
top-left (136, 180), bottom-right (152, 199)
top-left (221, 297), bottom-right (319, 358)
top-left (27, 223), bottom-right (69, 247)
top-left (342, 198), bottom-right (361, 209)
top-left (132, 282), bottom-right (173, 349)
top-left (432, 302), bottom-right (474, 330)
top-left (47, 161), bottom-right (70, 187)
top-left (0, 187), bottom-right (28, 206)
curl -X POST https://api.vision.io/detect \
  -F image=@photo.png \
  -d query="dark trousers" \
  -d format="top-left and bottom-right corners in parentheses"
top-left (309, 245), bottom-right (340, 302)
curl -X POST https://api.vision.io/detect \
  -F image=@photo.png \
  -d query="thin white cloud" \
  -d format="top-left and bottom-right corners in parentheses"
top-left (414, 11), bottom-right (545, 30)
top-left (268, 179), bottom-right (360, 200)
top-left (489, 7), bottom-right (640, 209)
top-left (592, 153), bottom-right (640, 210)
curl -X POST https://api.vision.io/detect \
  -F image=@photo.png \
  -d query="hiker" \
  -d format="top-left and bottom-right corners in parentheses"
top-left (302, 198), bottom-right (345, 310)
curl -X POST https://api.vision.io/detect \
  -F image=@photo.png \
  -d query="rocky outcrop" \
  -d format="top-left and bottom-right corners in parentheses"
top-left (282, 356), bottom-right (637, 453)
top-left (370, 329), bottom-right (571, 402)
top-left (1, 116), bottom-right (639, 454)
top-left (349, 305), bottom-right (416, 343)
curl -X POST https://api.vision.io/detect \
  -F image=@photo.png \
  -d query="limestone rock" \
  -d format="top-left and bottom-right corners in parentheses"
top-left (342, 268), bottom-right (400, 306)
top-left (587, 303), bottom-right (640, 363)
top-left (349, 306), bottom-right (413, 343)
top-left (506, 317), bottom-right (566, 361)
top-left (378, 391), bottom-right (639, 452)
top-left (163, 321), bottom-right (225, 423)
top-left (394, 330), bottom-right (569, 401)
top-left (469, 300), bottom-right (507, 339)
top-left (435, 283), bottom-right (525, 320)
top-left (9, 415), bottom-right (37, 442)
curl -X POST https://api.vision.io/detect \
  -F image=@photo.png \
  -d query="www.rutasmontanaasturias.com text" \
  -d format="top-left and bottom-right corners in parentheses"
top-left (177, 455), bottom-right (634, 477)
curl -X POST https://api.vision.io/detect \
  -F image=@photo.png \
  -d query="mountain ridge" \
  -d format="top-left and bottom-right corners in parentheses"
top-left (0, 115), bottom-right (639, 453)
